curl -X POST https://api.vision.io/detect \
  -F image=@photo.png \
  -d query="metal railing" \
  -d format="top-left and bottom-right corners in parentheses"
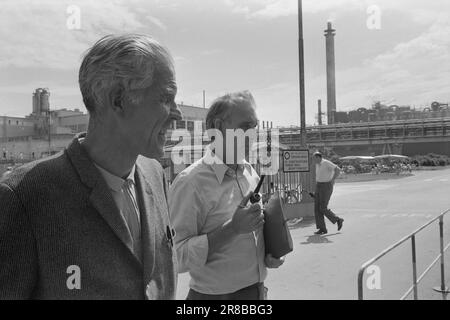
top-left (357, 209), bottom-right (450, 300)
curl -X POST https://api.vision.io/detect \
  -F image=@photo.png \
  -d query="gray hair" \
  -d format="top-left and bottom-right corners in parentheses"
top-left (79, 34), bottom-right (173, 116)
top-left (206, 90), bottom-right (256, 130)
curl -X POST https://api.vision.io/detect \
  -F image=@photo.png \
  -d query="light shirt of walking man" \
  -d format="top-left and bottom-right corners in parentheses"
top-left (313, 151), bottom-right (344, 235)
top-left (169, 91), bottom-right (284, 300)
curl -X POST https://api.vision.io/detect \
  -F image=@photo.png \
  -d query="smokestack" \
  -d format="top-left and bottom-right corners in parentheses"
top-left (203, 90), bottom-right (206, 108)
top-left (40, 88), bottom-right (50, 113)
top-left (318, 99), bottom-right (322, 125)
top-left (324, 21), bottom-right (336, 125)
top-left (32, 91), bottom-right (38, 114)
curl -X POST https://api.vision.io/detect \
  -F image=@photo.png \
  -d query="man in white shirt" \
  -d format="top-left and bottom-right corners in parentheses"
top-left (313, 151), bottom-right (344, 235)
top-left (169, 91), bottom-right (284, 300)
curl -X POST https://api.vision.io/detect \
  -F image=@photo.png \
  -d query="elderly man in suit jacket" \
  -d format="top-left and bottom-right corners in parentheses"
top-left (0, 34), bottom-right (182, 299)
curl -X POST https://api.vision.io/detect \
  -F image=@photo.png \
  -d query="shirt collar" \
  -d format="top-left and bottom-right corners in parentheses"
top-left (94, 163), bottom-right (136, 192)
top-left (77, 136), bottom-right (136, 191)
top-left (203, 146), bottom-right (253, 185)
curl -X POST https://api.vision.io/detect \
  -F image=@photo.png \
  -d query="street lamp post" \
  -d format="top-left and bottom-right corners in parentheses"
top-left (298, 0), bottom-right (306, 146)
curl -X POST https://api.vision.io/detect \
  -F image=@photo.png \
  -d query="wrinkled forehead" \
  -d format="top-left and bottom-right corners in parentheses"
top-left (151, 66), bottom-right (177, 94)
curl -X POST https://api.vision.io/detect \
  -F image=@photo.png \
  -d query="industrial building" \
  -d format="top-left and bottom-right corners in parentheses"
top-left (0, 88), bottom-right (208, 161)
top-left (320, 22), bottom-right (449, 126)
top-left (330, 101), bottom-right (450, 124)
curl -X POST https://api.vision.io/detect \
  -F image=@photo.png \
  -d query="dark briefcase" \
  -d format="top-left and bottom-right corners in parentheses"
top-left (263, 192), bottom-right (294, 259)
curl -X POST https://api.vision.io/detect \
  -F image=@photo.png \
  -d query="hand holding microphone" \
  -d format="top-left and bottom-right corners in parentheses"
top-left (230, 175), bottom-right (266, 235)
top-left (231, 192), bottom-right (264, 234)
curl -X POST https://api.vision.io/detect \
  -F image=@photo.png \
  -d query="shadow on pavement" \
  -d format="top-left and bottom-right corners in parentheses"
top-left (300, 232), bottom-right (341, 245)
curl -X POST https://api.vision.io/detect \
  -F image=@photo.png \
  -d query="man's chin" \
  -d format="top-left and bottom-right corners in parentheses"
top-left (142, 145), bottom-right (164, 160)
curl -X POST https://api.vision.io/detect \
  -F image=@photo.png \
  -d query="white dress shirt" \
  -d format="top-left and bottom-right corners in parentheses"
top-left (315, 159), bottom-right (338, 183)
top-left (169, 151), bottom-right (267, 295)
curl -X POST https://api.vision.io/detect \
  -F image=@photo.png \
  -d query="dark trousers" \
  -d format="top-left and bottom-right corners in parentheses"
top-left (186, 283), bottom-right (266, 300)
top-left (314, 182), bottom-right (339, 230)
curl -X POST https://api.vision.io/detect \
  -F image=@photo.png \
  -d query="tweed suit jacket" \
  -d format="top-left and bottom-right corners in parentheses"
top-left (0, 135), bottom-right (177, 299)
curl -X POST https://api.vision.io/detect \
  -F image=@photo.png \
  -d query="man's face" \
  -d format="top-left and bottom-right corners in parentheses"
top-left (314, 155), bottom-right (322, 164)
top-left (118, 66), bottom-right (182, 159)
top-left (220, 102), bottom-right (258, 164)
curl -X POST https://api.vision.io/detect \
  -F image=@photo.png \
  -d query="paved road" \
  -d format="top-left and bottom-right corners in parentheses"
top-left (176, 168), bottom-right (450, 300)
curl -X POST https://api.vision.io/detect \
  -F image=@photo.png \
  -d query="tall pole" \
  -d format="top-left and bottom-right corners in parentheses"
top-left (325, 22), bottom-right (337, 125)
top-left (203, 90), bottom-right (206, 108)
top-left (298, 0), bottom-right (315, 209)
top-left (298, 0), bottom-right (306, 146)
top-left (318, 99), bottom-right (322, 125)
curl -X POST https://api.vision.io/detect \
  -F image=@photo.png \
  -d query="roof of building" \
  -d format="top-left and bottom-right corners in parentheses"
top-left (178, 104), bottom-right (208, 121)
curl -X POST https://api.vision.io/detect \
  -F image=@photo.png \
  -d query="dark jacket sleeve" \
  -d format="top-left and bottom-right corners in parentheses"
top-left (0, 183), bottom-right (38, 299)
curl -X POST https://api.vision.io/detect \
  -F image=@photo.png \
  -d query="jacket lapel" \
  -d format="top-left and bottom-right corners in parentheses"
top-left (89, 186), bottom-right (135, 256)
top-left (65, 135), bottom-right (139, 263)
top-left (135, 164), bottom-right (157, 285)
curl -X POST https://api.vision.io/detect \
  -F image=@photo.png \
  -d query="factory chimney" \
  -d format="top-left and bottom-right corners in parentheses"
top-left (32, 88), bottom-right (50, 115)
top-left (324, 21), bottom-right (336, 125)
top-left (318, 99), bottom-right (322, 125)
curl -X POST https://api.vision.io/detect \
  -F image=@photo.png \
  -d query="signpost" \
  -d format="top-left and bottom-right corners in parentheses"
top-left (276, 0), bottom-right (315, 219)
top-left (283, 150), bottom-right (310, 173)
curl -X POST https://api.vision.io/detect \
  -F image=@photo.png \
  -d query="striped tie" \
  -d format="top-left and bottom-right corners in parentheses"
top-left (122, 179), bottom-right (142, 260)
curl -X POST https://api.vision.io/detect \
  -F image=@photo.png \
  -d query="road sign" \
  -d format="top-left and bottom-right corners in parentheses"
top-left (283, 150), bottom-right (310, 172)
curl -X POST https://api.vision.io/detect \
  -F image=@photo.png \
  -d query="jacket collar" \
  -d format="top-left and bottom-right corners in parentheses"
top-left (94, 163), bottom-right (136, 192)
top-left (65, 133), bottom-right (141, 266)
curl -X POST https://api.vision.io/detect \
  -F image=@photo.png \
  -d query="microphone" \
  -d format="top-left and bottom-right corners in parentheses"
top-left (166, 226), bottom-right (175, 247)
top-left (250, 175), bottom-right (265, 204)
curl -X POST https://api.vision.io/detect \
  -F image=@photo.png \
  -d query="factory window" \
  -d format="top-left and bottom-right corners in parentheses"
top-left (16, 121), bottom-right (19, 125)
top-left (8, 120), bottom-right (10, 125)
top-left (187, 121), bottom-right (194, 131)
top-left (176, 120), bottom-right (186, 129)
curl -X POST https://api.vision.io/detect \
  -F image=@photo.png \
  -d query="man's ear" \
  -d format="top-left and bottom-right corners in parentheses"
top-left (213, 119), bottom-right (223, 131)
top-left (111, 87), bottom-right (124, 113)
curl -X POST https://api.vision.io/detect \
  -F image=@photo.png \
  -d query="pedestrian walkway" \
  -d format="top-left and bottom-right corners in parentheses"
top-left (176, 168), bottom-right (450, 299)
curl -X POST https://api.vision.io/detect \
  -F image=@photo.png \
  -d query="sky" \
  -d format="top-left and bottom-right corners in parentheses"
top-left (0, 0), bottom-right (449, 126)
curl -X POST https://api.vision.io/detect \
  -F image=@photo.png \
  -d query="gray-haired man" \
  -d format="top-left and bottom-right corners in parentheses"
top-left (0, 34), bottom-right (181, 299)
top-left (169, 91), bottom-right (284, 300)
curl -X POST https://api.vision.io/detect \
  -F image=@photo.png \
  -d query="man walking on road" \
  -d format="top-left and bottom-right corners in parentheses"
top-left (313, 151), bottom-right (344, 235)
